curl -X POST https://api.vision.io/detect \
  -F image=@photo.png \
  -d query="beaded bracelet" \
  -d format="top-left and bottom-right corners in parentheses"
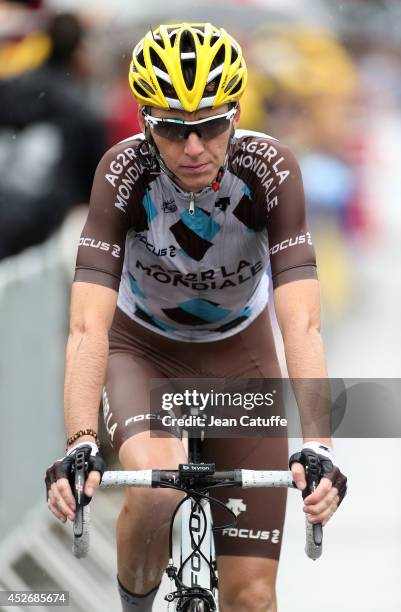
top-left (67, 428), bottom-right (99, 448)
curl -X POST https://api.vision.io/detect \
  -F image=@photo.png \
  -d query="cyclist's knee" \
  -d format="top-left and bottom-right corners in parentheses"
top-left (120, 487), bottom-right (183, 529)
top-left (117, 433), bottom-right (185, 536)
top-left (118, 431), bottom-right (186, 472)
top-left (219, 579), bottom-right (276, 612)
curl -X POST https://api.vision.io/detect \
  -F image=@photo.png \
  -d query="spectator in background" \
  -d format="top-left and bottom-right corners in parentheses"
top-left (240, 25), bottom-right (363, 320)
top-left (0, 0), bottom-right (50, 79)
top-left (0, 11), bottom-right (105, 261)
top-left (105, 51), bottom-right (141, 148)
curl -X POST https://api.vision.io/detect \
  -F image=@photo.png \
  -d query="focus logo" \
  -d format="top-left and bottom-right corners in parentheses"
top-left (79, 237), bottom-right (121, 258)
top-left (221, 528), bottom-right (281, 542)
top-left (124, 414), bottom-right (162, 426)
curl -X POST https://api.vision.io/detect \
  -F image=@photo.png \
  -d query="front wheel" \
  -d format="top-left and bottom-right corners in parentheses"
top-left (180, 598), bottom-right (210, 612)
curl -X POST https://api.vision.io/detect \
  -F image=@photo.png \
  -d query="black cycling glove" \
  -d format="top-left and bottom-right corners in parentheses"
top-left (45, 443), bottom-right (105, 506)
top-left (289, 443), bottom-right (347, 505)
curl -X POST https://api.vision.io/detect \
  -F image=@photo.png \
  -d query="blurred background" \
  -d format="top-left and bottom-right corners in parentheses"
top-left (0, 0), bottom-right (400, 610)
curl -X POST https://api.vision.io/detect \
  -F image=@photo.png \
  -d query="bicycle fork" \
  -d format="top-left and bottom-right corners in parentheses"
top-left (165, 479), bottom-right (217, 610)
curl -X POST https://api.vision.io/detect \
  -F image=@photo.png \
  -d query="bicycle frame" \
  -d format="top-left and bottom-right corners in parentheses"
top-left (178, 437), bottom-right (216, 610)
top-left (178, 495), bottom-right (215, 610)
top-left (180, 498), bottom-right (213, 591)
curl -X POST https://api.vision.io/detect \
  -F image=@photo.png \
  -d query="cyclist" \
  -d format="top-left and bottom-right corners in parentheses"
top-left (46, 23), bottom-right (347, 612)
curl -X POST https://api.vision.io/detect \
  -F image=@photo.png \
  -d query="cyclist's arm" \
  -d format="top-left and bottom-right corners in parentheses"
top-left (64, 282), bottom-right (117, 445)
top-left (238, 137), bottom-right (342, 511)
top-left (262, 143), bottom-right (330, 447)
top-left (274, 278), bottom-right (331, 448)
top-left (275, 280), bottom-right (346, 515)
top-left (64, 142), bottom-right (139, 444)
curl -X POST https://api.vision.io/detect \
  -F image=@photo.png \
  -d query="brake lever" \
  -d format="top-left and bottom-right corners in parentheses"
top-left (303, 450), bottom-right (323, 546)
top-left (73, 449), bottom-right (87, 538)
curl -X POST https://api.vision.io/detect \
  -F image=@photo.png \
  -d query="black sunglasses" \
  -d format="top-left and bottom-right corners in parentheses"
top-left (142, 106), bottom-right (237, 142)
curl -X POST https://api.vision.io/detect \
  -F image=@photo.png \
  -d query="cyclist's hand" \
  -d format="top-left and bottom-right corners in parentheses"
top-left (45, 443), bottom-right (105, 523)
top-left (289, 443), bottom-right (347, 526)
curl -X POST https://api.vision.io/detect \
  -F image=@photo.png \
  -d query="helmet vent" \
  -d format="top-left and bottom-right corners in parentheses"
top-left (205, 45), bottom-right (225, 94)
top-left (149, 47), bottom-right (169, 75)
top-left (134, 81), bottom-right (152, 99)
top-left (211, 45), bottom-right (225, 70)
top-left (224, 75), bottom-right (239, 93)
top-left (180, 29), bottom-right (197, 89)
top-left (228, 78), bottom-right (242, 96)
top-left (136, 48), bottom-right (145, 68)
top-left (231, 44), bottom-right (238, 64)
top-left (149, 46), bottom-right (177, 98)
top-left (151, 31), bottom-right (164, 48)
top-left (194, 26), bottom-right (206, 39)
top-left (166, 27), bottom-right (179, 47)
top-left (137, 78), bottom-right (155, 95)
top-left (210, 31), bottom-right (221, 46)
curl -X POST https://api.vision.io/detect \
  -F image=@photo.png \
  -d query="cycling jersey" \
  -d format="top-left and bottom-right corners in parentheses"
top-left (75, 129), bottom-right (317, 341)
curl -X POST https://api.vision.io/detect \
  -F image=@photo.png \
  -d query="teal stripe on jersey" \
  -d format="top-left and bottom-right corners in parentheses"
top-left (142, 189), bottom-right (158, 224)
top-left (226, 305), bottom-right (252, 323)
top-left (181, 208), bottom-right (221, 242)
top-left (129, 272), bottom-right (146, 298)
top-left (243, 184), bottom-right (252, 199)
top-left (180, 298), bottom-right (231, 322)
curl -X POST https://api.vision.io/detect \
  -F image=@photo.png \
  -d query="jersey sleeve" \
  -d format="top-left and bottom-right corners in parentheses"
top-left (74, 140), bottom-right (142, 291)
top-left (257, 141), bottom-right (317, 289)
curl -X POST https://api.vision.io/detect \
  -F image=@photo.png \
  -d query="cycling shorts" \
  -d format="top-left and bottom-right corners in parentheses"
top-left (103, 306), bottom-right (288, 560)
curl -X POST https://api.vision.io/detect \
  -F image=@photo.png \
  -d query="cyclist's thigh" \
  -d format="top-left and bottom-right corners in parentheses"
top-left (202, 436), bottom-right (288, 560)
top-left (104, 306), bottom-right (204, 452)
top-left (200, 309), bottom-right (288, 560)
top-left (118, 430), bottom-right (187, 471)
top-left (104, 348), bottom-right (184, 454)
top-left (104, 350), bottom-right (187, 521)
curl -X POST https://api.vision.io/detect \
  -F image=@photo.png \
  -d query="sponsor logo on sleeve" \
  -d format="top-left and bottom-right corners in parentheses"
top-left (79, 237), bottom-right (121, 258)
top-left (269, 232), bottom-right (312, 256)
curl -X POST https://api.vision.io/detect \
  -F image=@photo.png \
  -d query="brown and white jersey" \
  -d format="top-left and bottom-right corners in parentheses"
top-left (75, 129), bottom-right (317, 341)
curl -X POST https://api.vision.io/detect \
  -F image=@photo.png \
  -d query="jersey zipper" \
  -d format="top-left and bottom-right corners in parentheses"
top-left (189, 192), bottom-right (195, 215)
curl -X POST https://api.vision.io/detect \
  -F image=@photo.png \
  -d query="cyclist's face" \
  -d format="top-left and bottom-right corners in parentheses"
top-left (139, 104), bottom-right (240, 192)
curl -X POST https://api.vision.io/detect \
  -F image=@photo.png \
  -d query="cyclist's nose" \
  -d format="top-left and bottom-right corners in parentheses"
top-left (184, 132), bottom-right (205, 156)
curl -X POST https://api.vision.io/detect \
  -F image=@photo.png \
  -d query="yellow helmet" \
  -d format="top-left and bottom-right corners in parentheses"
top-left (129, 23), bottom-right (247, 112)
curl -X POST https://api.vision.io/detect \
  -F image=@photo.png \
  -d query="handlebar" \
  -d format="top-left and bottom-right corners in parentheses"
top-left (72, 468), bottom-right (322, 560)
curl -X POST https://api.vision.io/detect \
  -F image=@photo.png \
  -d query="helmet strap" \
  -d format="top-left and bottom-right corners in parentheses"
top-left (144, 125), bottom-right (179, 182)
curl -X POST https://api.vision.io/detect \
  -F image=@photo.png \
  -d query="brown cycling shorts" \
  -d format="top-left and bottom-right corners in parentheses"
top-left (103, 306), bottom-right (288, 560)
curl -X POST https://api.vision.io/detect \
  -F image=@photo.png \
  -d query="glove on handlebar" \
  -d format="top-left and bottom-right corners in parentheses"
top-left (45, 443), bottom-right (105, 506)
top-left (289, 446), bottom-right (347, 505)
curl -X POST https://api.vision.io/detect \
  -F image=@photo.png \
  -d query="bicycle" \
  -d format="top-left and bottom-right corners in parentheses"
top-left (71, 437), bottom-right (324, 611)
